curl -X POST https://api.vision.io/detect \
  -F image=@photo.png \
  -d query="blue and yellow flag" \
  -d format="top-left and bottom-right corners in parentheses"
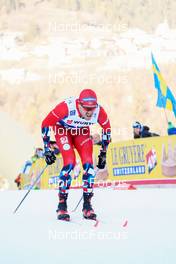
top-left (151, 53), bottom-right (176, 117)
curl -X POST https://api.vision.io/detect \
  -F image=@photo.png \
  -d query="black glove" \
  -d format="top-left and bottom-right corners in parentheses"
top-left (44, 150), bottom-right (56, 165)
top-left (97, 150), bottom-right (106, 169)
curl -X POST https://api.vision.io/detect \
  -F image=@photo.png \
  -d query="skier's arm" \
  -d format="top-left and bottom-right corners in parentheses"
top-left (97, 106), bottom-right (111, 169)
top-left (41, 101), bottom-right (68, 151)
top-left (98, 106), bottom-right (111, 151)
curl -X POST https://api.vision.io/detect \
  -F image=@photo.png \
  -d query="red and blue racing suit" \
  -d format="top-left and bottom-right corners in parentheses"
top-left (41, 97), bottom-right (111, 194)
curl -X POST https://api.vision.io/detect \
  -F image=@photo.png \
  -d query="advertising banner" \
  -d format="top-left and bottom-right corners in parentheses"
top-left (108, 135), bottom-right (176, 184)
top-left (20, 136), bottom-right (176, 189)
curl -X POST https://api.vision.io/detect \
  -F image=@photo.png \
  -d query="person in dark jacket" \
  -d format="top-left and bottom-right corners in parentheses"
top-left (167, 121), bottom-right (176, 135)
top-left (133, 121), bottom-right (159, 139)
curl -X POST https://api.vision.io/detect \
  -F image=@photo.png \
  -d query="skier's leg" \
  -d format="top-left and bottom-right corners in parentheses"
top-left (55, 127), bottom-right (76, 220)
top-left (82, 163), bottom-right (97, 220)
top-left (74, 129), bottom-right (97, 220)
top-left (56, 164), bottom-right (74, 221)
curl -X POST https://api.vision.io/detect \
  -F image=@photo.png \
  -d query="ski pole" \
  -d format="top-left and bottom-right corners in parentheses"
top-left (71, 195), bottom-right (83, 212)
top-left (13, 164), bottom-right (48, 214)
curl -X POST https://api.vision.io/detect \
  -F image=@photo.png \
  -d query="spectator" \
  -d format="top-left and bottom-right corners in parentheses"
top-left (133, 121), bottom-right (159, 139)
top-left (14, 174), bottom-right (21, 190)
top-left (31, 147), bottom-right (44, 163)
top-left (35, 147), bottom-right (44, 158)
top-left (15, 147), bottom-right (44, 190)
top-left (14, 159), bottom-right (32, 190)
top-left (167, 121), bottom-right (176, 135)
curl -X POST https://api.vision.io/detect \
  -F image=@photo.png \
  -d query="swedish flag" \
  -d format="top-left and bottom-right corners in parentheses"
top-left (151, 53), bottom-right (176, 117)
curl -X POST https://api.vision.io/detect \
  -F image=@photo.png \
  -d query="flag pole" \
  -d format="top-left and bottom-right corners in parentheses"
top-left (160, 93), bottom-right (169, 126)
top-left (163, 108), bottom-right (169, 123)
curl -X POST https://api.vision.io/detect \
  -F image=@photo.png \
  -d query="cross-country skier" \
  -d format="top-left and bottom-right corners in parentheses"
top-left (41, 89), bottom-right (111, 221)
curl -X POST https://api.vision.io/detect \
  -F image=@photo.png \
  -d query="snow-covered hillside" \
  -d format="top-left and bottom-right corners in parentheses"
top-left (1, 188), bottom-right (176, 264)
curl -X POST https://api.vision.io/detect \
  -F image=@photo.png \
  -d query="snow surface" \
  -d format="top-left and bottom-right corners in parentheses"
top-left (0, 188), bottom-right (176, 264)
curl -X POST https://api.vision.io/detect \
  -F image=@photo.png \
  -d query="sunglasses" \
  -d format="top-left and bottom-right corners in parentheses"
top-left (82, 106), bottom-right (96, 111)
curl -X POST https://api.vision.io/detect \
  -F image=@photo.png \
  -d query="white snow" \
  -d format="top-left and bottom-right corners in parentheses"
top-left (0, 188), bottom-right (176, 264)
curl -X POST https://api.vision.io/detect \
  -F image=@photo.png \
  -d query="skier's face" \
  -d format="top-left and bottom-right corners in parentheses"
top-left (78, 104), bottom-right (96, 120)
top-left (133, 127), bottom-right (141, 135)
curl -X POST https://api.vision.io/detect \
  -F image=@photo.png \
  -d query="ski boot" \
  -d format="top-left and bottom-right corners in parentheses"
top-left (56, 193), bottom-right (70, 221)
top-left (82, 192), bottom-right (97, 220)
